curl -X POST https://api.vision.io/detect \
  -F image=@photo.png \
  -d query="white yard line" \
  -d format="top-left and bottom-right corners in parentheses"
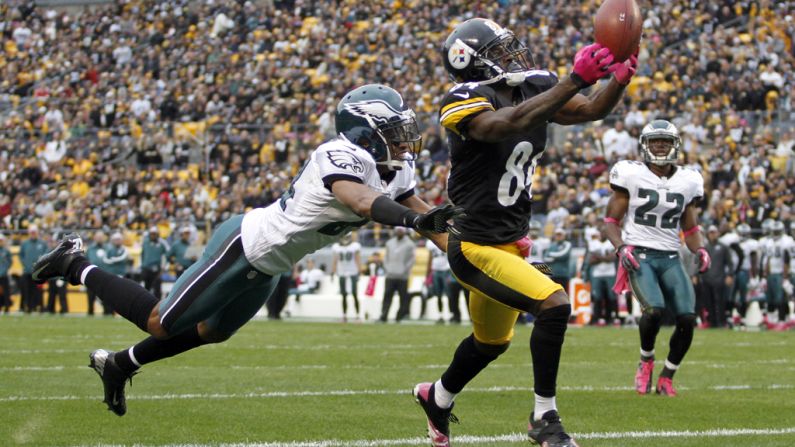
top-left (1, 383), bottom-right (793, 403)
top-left (74, 427), bottom-right (795, 446)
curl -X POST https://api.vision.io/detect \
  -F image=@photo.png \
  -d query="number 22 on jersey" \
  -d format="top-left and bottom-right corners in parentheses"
top-left (498, 141), bottom-right (541, 207)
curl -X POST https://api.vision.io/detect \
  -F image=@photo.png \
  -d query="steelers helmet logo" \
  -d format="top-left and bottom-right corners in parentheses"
top-left (448, 40), bottom-right (471, 70)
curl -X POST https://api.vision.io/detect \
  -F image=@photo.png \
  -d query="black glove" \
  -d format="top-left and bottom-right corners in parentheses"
top-left (408, 204), bottom-right (465, 235)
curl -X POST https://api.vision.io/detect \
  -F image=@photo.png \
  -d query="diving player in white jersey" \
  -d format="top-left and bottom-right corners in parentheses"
top-left (331, 233), bottom-right (363, 321)
top-left (31, 84), bottom-right (463, 416)
top-left (604, 120), bottom-right (711, 397)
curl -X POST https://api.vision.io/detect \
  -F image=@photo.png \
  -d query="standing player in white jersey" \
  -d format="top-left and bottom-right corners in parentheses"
top-left (733, 224), bottom-right (760, 326)
top-left (604, 120), bottom-right (711, 396)
top-left (31, 84), bottom-right (463, 416)
top-left (760, 221), bottom-right (792, 330)
top-left (525, 220), bottom-right (551, 264)
top-left (331, 233), bottom-right (363, 321)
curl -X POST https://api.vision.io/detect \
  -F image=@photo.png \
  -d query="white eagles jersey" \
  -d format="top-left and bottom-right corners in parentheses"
top-left (241, 138), bottom-right (416, 275)
top-left (761, 236), bottom-right (793, 275)
top-left (332, 241), bottom-right (361, 277)
top-left (738, 238), bottom-right (760, 271)
top-left (587, 238), bottom-right (617, 278)
top-left (428, 242), bottom-right (450, 272)
top-left (527, 237), bottom-right (550, 263)
top-left (610, 161), bottom-right (704, 252)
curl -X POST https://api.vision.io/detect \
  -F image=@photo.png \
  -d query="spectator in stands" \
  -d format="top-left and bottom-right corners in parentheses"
top-left (602, 120), bottom-right (635, 161)
top-left (379, 227), bottom-right (415, 323)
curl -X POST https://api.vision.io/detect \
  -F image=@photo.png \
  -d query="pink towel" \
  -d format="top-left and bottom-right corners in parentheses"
top-left (613, 262), bottom-right (630, 295)
top-left (514, 236), bottom-right (533, 258)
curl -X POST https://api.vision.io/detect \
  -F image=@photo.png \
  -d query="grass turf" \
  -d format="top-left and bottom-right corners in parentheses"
top-left (0, 315), bottom-right (793, 446)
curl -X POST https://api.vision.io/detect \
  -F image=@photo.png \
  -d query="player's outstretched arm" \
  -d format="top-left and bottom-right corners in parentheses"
top-left (331, 180), bottom-right (463, 237)
top-left (467, 43), bottom-right (615, 143)
top-left (399, 194), bottom-right (452, 252)
top-left (552, 54), bottom-right (637, 125)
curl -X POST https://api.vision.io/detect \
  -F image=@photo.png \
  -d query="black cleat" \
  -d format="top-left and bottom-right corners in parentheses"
top-left (528, 410), bottom-right (579, 447)
top-left (31, 233), bottom-right (86, 285)
top-left (89, 349), bottom-right (136, 416)
top-left (413, 382), bottom-right (459, 446)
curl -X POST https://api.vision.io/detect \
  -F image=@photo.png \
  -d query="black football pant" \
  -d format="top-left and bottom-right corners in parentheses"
top-left (381, 278), bottom-right (409, 322)
top-left (141, 267), bottom-right (163, 300)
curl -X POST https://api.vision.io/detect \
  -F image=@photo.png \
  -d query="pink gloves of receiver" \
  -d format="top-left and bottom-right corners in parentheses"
top-left (612, 54), bottom-right (638, 85)
top-left (571, 43), bottom-right (638, 87)
top-left (571, 43), bottom-right (614, 87)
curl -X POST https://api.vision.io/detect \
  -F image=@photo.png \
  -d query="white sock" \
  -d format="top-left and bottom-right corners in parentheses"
top-left (664, 359), bottom-right (679, 371)
top-left (640, 348), bottom-right (655, 359)
top-left (533, 394), bottom-right (557, 420)
top-left (80, 265), bottom-right (97, 285)
top-left (433, 380), bottom-right (456, 409)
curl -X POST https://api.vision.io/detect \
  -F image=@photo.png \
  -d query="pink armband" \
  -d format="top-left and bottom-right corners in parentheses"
top-left (682, 225), bottom-right (701, 237)
top-left (603, 217), bottom-right (620, 225)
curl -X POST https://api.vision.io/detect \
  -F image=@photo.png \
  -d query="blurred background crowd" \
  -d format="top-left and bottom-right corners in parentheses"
top-left (0, 0), bottom-right (793, 319)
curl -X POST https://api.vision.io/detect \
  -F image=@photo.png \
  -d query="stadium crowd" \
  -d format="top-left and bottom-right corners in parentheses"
top-left (0, 0), bottom-right (793, 321)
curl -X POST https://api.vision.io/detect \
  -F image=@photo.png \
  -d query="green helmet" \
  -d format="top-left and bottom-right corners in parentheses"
top-left (335, 84), bottom-right (421, 171)
top-left (736, 223), bottom-right (751, 238)
top-left (528, 219), bottom-right (542, 236)
top-left (639, 120), bottom-right (681, 165)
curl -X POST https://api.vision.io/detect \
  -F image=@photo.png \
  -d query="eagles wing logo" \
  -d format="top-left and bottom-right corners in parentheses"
top-left (327, 150), bottom-right (364, 173)
top-left (342, 100), bottom-right (403, 125)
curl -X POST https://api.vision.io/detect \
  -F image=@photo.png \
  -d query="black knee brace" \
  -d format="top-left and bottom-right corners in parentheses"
top-left (534, 304), bottom-right (571, 336)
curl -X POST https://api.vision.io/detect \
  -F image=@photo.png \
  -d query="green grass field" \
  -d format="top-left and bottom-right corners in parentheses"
top-left (1, 315), bottom-right (793, 446)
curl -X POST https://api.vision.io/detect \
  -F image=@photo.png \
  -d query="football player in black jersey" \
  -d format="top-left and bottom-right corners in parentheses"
top-left (412, 18), bottom-right (638, 447)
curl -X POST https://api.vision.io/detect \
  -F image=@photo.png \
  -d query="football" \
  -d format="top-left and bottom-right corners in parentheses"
top-left (594, 0), bottom-right (642, 62)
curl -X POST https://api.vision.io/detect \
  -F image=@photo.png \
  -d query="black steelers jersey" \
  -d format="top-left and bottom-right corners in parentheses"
top-left (440, 70), bottom-right (558, 244)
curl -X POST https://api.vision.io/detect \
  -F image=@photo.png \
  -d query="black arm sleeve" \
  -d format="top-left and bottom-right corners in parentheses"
top-left (730, 242), bottom-right (743, 274)
top-left (369, 195), bottom-right (419, 228)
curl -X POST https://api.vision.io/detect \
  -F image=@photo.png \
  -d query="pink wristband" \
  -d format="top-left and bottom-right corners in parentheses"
top-left (682, 225), bottom-right (701, 237)
top-left (603, 217), bottom-right (620, 225)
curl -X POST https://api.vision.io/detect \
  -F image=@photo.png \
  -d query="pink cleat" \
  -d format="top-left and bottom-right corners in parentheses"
top-left (656, 376), bottom-right (677, 396)
top-left (413, 382), bottom-right (458, 447)
top-left (634, 360), bottom-right (654, 395)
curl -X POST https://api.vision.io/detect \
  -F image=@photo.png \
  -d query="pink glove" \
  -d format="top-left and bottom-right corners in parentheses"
top-left (617, 244), bottom-right (640, 271)
top-left (696, 247), bottom-right (711, 273)
top-left (515, 236), bottom-right (533, 258)
top-left (571, 43), bottom-right (615, 87)
top-left (610, 54), bottom-right (638, 85)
